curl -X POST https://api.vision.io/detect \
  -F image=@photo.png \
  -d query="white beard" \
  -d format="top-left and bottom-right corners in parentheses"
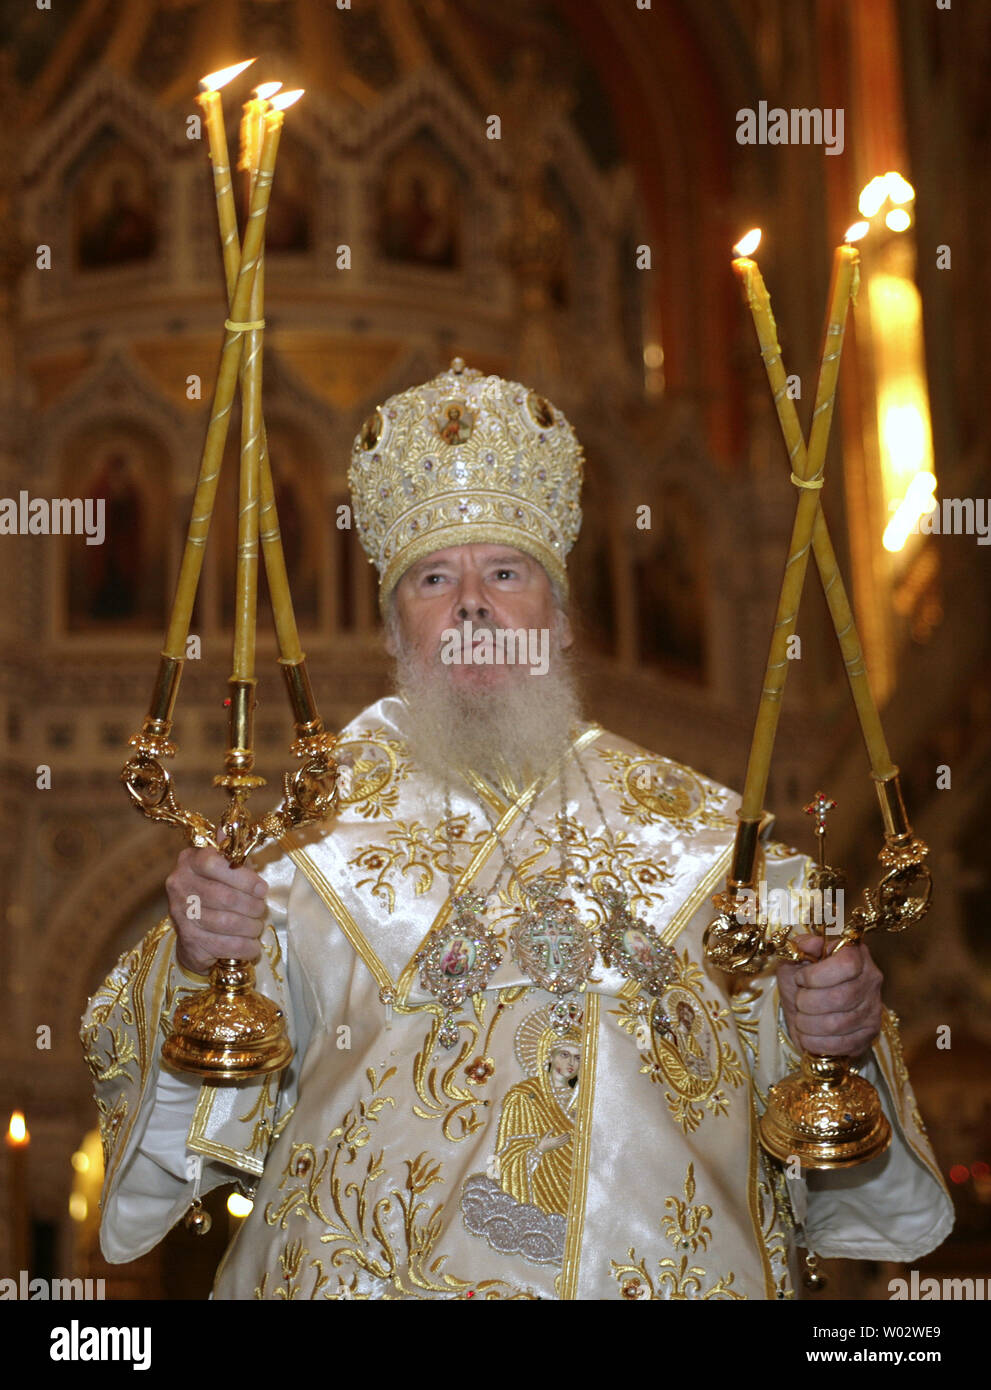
top-left (393, 627), bottom-right (584, 790)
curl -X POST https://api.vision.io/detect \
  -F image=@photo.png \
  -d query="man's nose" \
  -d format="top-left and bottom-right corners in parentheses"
top-left (454, 572), bottom-right (489, 621)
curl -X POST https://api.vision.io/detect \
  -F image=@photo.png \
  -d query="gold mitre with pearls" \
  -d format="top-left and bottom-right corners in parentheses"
top-left (348, 358), bottom-right (584, 608)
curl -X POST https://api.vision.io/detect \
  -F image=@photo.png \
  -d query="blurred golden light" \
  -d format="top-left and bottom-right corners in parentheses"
top-left (883, 471), bottom-right (937, 552)
top-left (227, 1193), bottom-right (253, 1218)
top-left (885, 208), bottom-right (912, 233)
top-left (643, 343), bottom-right (664, 369)
top-left (859, 171), bottom-right (916, 222)
top-left (885, 171), bottom-right (915, 204)
top-left (200, 59), bottom-right (256, 92)
top-left (68, 1192), bottom-right (88, 1223)
top-left (6, 1111), bottom-right (28, 1146)
top-left (734, 228), bottom-right (761, 257)
top-left (858, 176), bottom-right (889, 218)
top-left (71, 1150), bottom-right (90, 1173)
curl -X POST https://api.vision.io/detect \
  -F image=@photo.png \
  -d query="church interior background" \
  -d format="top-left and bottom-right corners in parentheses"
top-left (1, 0), bottom-right (989, 1299)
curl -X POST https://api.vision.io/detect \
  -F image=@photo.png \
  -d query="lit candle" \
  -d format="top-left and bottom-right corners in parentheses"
top-left (199, 76), bottom-right (303, 666)
top-left (198, 60), bottom-right (257, 286)
top-left (733, 228), bottom-right (864, 821)
top-left (733, 225), bottom-right (895, 784)
top-left (731, 228), bottom-right (808, 476)
top-left (238, 83), bottom-right (282, 189)
top-left (162, 95), bottom-right (292, 661)
top-left (230, 93), bottom-right (302, 682)
top-left (804, 227), bottom-right (865, 485)
top-left (6, 1110), bottom-right (30, 1274)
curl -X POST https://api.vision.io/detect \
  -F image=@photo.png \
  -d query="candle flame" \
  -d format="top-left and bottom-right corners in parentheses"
top-left (734, 228), bottom-right (761, 258)
top-left (254, 81), bottom-right (283, 102)
top-left (845, 221), bottom-right (869, 244)
top-left (200, 58), bottom-right (256, 92)
top-left (7, 1111), bottom-right (28, 1146)
top-left (269, 89), bottom-right (304, 112)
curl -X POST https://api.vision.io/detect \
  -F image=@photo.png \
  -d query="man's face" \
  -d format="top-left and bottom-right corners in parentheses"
top-left (386, 543), bottom-right (572, 687)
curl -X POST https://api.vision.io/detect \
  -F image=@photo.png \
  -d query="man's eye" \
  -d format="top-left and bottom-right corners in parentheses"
top-left (493, 568), bottom-right (516, 580)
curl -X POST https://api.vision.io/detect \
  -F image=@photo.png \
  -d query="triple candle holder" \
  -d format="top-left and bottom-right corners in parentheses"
top-left (121, 62), bottom-right (338, 1080)
top-left (703, 228), bottom-right (932, 1169)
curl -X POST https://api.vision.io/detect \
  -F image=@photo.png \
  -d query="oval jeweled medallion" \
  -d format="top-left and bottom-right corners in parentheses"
top-left (525, 391), bottom-right (555, 429)
top-left (598, 888), bottom-right (677, 998)
top-left (509, 876), bottom-right (597, 998)
top-left (359, 407), bottom-right (384, 451)
top-left (625, 759), bottom-right (703, 824)
top-left (415, 890), bottom-right (502, 1048)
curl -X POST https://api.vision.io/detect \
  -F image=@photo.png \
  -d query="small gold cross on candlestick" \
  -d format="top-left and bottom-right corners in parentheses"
top-left (802, 791), bottom-right (846, 944)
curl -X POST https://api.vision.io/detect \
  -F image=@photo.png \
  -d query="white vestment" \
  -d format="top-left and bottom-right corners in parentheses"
top-left (82, 697), bottom-right (952, 1299)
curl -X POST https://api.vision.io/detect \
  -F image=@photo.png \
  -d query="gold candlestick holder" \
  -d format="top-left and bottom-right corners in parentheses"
top-left (120, 77), bottom-right (337, 1080)
top-left (704, 778), bottom-right (931, 1168)
top-left (122, 661), bottom-right (338, 1079)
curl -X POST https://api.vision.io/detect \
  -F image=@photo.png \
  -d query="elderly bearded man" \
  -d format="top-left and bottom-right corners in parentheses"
top-left (82, 360), bottom-right (951, 1300)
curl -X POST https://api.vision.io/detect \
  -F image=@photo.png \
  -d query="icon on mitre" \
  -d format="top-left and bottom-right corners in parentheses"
top-left (435, 400), bottom-right (474, 446)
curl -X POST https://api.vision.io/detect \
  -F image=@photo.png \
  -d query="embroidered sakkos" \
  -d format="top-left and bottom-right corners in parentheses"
top-left (82, 696), bottom-right (953, 1300)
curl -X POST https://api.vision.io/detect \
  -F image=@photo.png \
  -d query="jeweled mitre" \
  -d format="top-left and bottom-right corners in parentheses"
top-left (348, 358), bottom-right (584, 607)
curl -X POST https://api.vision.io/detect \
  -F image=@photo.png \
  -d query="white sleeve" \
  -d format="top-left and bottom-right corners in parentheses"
top-left (88, 843), bottom-right (301, 1264)
top-left (796, 1049), bottom-right (954, 1261)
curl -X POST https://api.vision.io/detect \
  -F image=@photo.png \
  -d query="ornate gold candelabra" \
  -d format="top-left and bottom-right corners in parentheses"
top-left (121, 65), bottom-right (338, 1080)
top-left (705, 774), bottom-right (931, 1168)
top-left (703, 228), bottom-right (932, 1168)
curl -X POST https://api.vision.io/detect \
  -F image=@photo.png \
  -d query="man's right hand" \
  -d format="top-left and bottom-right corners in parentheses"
top-left (165, 847), bottom-right (269, 977)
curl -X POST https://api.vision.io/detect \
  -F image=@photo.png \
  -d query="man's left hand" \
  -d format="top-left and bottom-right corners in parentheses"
top-left (777, 936), bottom-right (883, 1057)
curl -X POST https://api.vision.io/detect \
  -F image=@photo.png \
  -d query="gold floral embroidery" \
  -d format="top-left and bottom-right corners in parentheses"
top-left (408, 987), bottom-right (529, 1142)
top-left (753, 1152), bottom-right (795, 1300)
top-left (349, 816), bottom-right (486, 912)
top-left (237, 1073), bottom-right (280, 1158)
top-left (594, 748), bottom-right (734, 834)
top-left (83, 1023), bottom-right (137, 1086)
top-left (611, 1164), bottom-right (745, 1300)
top-left (94, 1094), bottom-right (128, 1175)
top-left (81, 917), bottom-right (175, 1108)
top-left (611, 949), bottom-right (746, 1131)
top-left (334, 731), bottom-right (409, 819)
top-left (260, 925), bottom-right (286, 986)
top-left (881, 1008), bottom-right (927, 1135)
top-left (520, 813), bottom-right (672, 915)
top-left (262, 1065), bottom-right (518, 1297)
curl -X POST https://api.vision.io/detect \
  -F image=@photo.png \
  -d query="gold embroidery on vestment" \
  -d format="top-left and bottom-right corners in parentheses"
top-left (610, 1163), bottom-right (745, 1300)
top-left (333, 729), bottom-right (408, 818)
top-left (612, 948), bottom-right (745, 1132)
top-left (595, 748), bottom-right (734, 834)
top-left (559, 992), bottom-right (599, 1298)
